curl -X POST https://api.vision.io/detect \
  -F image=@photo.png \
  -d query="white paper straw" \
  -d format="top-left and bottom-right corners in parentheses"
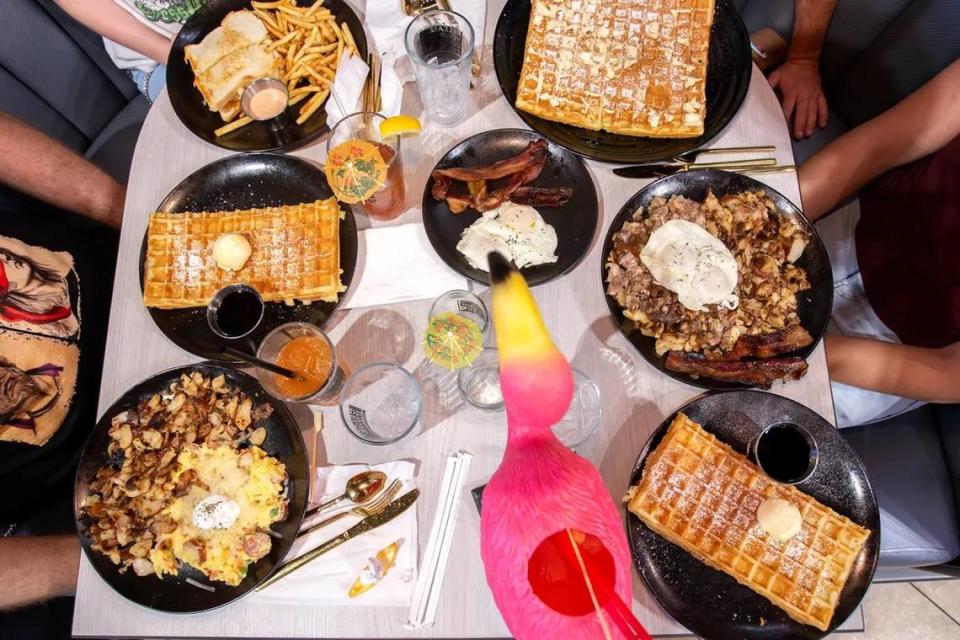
top-left (405, 450), bottom-right (473, 628)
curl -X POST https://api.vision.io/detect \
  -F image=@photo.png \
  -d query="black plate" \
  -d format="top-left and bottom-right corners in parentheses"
top-left (139, 153), bottom-right (358, 361)
top-left (601, 170), bottom-right (833, 390)
top-left (422, 129), bottom-right (599, 287)
top-left (493, 0), bottom-right (752, 164)
top-left (167, 0), bottom-right (367, 152)
top-left (74, 363), bottom-right (309, 613)
top-left (627, 391), bottom-right (880, 640)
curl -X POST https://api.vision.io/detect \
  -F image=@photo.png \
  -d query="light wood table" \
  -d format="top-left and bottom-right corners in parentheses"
top-left (74, 1), bottom-right (861, 636)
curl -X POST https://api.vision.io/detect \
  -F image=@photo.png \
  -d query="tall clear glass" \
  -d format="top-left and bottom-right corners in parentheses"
top-left (327, 112), bottom-right (406, 220)
top-left (404, 10), bottom-right (474, 126)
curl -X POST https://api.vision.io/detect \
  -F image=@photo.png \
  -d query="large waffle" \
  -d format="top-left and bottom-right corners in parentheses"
top-left (626, 413), bottom-right (870, 631)
top-left (143, 200), bottom-right (343, 309)
top-left (516, 0), bottom-right (714, 138)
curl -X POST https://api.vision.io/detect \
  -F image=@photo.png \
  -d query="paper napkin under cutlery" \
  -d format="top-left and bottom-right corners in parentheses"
top-left (344, 224), bottom-right (469, 309)
top-left (251, 460), bottom-right (418, 606)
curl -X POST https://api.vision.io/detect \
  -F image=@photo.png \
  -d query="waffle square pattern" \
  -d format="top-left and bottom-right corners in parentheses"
top-left (143, 199), bottom-right (343, 309)
top-left (516, 0), bottom-right (714, 137)
top-left (626, 413), bottom-right (871, 631)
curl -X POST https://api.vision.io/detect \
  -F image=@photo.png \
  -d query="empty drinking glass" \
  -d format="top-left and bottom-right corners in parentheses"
top-left (339, 363), bottom-right (422, 445)
top-left (551, 369), bottom-right (603, 449)
top-left (404, 10), bottom-right (474, 126)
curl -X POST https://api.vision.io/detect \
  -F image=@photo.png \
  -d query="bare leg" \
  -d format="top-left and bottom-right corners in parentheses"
top-left (0, 113), bottom-right (125, 228)
top-left (0, 535), bottom-right (80, 610)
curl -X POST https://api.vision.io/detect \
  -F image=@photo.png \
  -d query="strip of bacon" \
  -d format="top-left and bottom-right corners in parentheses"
top-left (510, 186), bottom-right (573, 207)
top-left (727, 326), bottom-right (814, 361)
top-left (665, 352), bottom-right (809, 388)
top-left (432, 173), bottom-right (453, 200)
top-left (432, 139), bottom-right (549, 182)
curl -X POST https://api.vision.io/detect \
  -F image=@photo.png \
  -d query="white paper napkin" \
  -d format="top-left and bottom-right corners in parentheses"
top-left (251, 460), bottom-right (418, 606)
top-left (344, 224), bottom-right (469, 309)
top-left (326, 50), bottom-right (369, 127)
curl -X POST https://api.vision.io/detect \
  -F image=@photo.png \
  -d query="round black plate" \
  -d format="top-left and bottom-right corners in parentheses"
top-left (601, 170), bottom-right (833, 390)
top-left (74, 363), bottom-right (309, 613)
top-left (139, 153), bottom-right (358, 361)
top-left (167, 0), bottom-right (367, 152)
top-left (493, 0), bottom-right (752, 164)
top-left (627, 391), bottom-right (880, 640)
top-left (422, 129), bottom-right (599, 287)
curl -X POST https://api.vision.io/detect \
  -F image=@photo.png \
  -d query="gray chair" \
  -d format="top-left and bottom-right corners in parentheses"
top-left (735, 0), bottom-right (960, 579)
top-left (0, 0), bottom-right (150, 183)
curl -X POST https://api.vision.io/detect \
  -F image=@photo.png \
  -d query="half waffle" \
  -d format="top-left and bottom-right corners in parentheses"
top-left (626, 413), bottom-right (870, 631)
top-left (143, 199), bottom-right (343, 309)
top-left (516, 0), bottom-right (714, 138)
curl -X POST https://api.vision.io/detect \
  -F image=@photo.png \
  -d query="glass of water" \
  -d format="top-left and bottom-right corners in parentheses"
top-left (404, 10), bottom-right (474, 126)
top-left (551, 369), bottom-right (603, 449)
top-left (339, 363), bottom-right (422, 445)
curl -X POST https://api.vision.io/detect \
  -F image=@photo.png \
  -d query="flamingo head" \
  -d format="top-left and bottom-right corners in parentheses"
top-left (488, 252), bottom-right (573, 432)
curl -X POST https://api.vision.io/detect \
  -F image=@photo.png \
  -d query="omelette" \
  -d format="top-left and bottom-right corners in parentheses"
top-left (150, 444), bottom-right (288, 586)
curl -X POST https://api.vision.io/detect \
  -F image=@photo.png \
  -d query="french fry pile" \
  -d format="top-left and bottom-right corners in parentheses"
top-left (214, 0), bottom-right (359, 136)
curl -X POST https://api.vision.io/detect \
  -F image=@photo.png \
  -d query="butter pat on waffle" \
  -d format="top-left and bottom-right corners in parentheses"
top-left (144, 200), bottom-right (343, 309)
top-left (516, 0), bottom-right (714, 137)
top-left (626, 413), bottom-right (870, 631)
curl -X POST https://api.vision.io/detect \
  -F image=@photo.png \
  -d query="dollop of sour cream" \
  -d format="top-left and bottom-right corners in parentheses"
top-left (640, 219), bottom-right (739, 311)
top-left (192, 495), bottom-right (241, 530)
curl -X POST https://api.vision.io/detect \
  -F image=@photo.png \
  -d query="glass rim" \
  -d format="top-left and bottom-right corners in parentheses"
top-left (338, 361), bottom-right (422, 445)
top-left (428, 289), bottom-right (489, 335)
top-left (255, 321), bottom-right (338, 403)
top-left (457, 347), bottom-right (504, 412)
top-left (403, 9), bottom-right (476, 69)
top-left (326, 111), bottom-right (400, 164)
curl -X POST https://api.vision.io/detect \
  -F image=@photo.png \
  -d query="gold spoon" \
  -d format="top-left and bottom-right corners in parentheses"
top-left (302, 470), bottom-right (387, 520)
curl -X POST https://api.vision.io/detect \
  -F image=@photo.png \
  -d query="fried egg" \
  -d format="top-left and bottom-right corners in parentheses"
top-left (640, 219), bottom-right (739, 311)
top-left (456, 202), bottom-right (558, 271)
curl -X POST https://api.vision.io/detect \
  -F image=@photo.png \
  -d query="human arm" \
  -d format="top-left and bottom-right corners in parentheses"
top-left (768, 0), bottom-right (837, 139)
top-left (798, 58), bottom-right (960, 221)
top-left (54, 0), bottom-right (172, 65)
top-left (0, 113), bottom-right (125, 228)
top-left (0, 535), bottom-right (80, 610)
top-left (825, 336), bottom-right (960, 404)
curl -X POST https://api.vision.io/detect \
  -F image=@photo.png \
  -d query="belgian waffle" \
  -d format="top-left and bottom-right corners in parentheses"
top-left (143, 199), bottom-right (343, 309)
top-left (516, 0), bottom-right (714, 138)
top-left (626, 413), bottom-right (870, 631)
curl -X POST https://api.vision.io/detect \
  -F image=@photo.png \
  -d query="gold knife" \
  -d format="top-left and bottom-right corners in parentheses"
top-left (256, 489), bottom-right (420, 591)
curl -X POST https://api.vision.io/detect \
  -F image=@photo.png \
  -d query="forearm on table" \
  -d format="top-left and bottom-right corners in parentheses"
top-left (788, 0), bottom-right (837, 62)
top-left (799, 59), bottom-right (960, 221)
top-left (54, 0), bottom-right (172, 65)
top-left (0, 113), bottom-right (125, 228)
top-left (825, 335), bottom-right (960, 403)
top-left (0, 535), bottom-right (80, 610)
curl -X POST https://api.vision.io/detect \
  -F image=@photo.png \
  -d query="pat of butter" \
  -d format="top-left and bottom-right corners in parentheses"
top-left (756, 498), bottom-right (802, 542)
top-left (212, 233), bottom-right (252, 272)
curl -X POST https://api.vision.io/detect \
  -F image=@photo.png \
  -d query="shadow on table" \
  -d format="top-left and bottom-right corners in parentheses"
top-left (411, 359), bottom-right (463, 438)
top-left (335, 308), bottom-right (416, 371)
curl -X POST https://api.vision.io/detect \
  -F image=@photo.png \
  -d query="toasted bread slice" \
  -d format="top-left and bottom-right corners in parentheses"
top-left (184, 10), bottom-right (268, 76)
top-left (194, 42), bottom-right (282, 113)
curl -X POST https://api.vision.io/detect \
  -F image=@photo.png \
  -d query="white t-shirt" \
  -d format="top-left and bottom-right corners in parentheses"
top-left (103, 0), bottom-right (205, 72)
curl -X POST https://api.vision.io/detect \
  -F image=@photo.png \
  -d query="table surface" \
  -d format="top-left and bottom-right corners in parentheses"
top-left (73, 0), bottom-right (863, 636)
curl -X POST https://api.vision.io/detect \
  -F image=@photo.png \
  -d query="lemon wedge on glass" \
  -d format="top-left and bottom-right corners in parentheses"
top-left (379, 115), bottom-right (421, 139)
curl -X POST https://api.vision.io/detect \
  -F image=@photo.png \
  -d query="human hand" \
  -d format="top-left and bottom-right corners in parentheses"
top-left (769, 58), bottom-right (828, 139)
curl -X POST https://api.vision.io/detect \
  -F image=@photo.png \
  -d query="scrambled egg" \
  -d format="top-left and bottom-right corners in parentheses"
top-left (150, 444), bottom-right (287, 586)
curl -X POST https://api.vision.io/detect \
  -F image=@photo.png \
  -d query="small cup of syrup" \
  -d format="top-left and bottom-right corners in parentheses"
top-left (207, 284), bottom-right (265, 340)
top-left (750, 422), bottom-right (819, 485)
top-left (241, 77), bottom-right (289, 122)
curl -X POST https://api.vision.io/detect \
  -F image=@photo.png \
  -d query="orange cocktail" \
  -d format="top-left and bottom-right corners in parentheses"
top-left (256, 323), bottom-right (343, 403)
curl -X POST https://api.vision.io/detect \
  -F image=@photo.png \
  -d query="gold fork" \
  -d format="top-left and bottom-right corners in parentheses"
top-left (296, 479), bottom-right (402, 540)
